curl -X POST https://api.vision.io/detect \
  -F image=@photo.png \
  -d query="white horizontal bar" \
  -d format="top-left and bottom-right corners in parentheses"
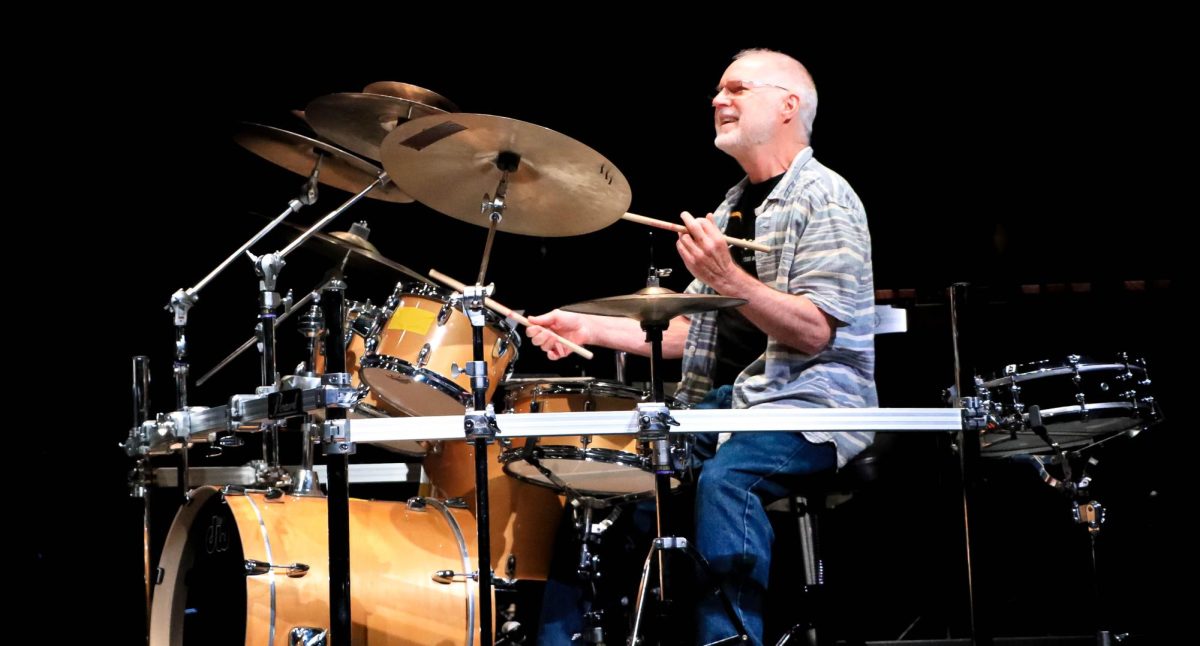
top-left (350, 407), bottom-right (964, 444)
top-left (153, 462), bottom-right (420, 487)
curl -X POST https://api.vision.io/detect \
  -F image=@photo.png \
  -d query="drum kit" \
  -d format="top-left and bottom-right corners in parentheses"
top-left (122, 81), bottom-right (1163, 646)
top-left (125, 80), bottom-right (764, 646)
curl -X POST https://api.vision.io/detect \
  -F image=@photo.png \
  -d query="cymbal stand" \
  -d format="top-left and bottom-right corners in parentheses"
top-left (318, 274), bottom-right (355, 646)
top-left (461, 281), bottom-right (499, 646)
top-left (166, 156), bottom-right (321, 402)
top-left (460, 151), bottom-right (520, 646)
top-left (475, 151), bottom-right (517, 285)
top-left (162, 162), bottom-right (320, 494)
top-left (292, 301), bottom-right (327, 496)
top-left (246, 249), bottom-right (294, 489)
top-left (627, 274), bottom-right (748, 645)
top-left (243, 174), bottom-right (390, 486)
top-left (128, 355), bottom-right (154, 643)
top-left (196, 287), bottom-right (320, 386)
top-left (574, 497), bottom-right (622, 645)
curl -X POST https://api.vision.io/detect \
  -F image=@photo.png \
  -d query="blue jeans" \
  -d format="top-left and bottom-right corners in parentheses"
top-left (692, 388), bottom-right (837, 646)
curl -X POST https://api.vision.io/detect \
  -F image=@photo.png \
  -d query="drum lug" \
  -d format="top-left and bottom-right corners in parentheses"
top-left (437, 300), bottom-right (454, 326)
top-left (406, 497), bottom-right (429, 511)
top-left (432, 569), bottom-right (480, 584)
top-left (417, 343), bottom-right (432, 368)
top-left (244, 559), bottom-right (310, 578)
top-left (289, 627), bottom-right (327, 646)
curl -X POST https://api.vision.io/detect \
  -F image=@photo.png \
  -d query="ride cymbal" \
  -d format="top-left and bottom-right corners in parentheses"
top-left (380, 113), bottom-right (631, 237)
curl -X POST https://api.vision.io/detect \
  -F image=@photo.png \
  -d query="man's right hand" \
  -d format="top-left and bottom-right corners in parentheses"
top-left (526, 310), bottom-right (592, 361)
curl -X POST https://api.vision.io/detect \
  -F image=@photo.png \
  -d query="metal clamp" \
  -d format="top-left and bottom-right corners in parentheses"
top-left (322, 419), bottom-right (355, 455)
top-left (635, 402), bottom-right (678, 441)
top-left (464, 360), bottom-right (489, 394)
top-left (1073, 501), bottom-right (1106, 534)
top-left (465, 405), bottom-right (499, 441)
top-left (322, 378), bottom-right (361, 409)
top-left (960, 396), bottom-right (990, 432)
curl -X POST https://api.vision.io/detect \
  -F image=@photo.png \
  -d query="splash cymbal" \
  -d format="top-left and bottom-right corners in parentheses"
top-left (234, 123), bottom-right (413, 203)
top-left (361, 81), bottom-right (459, 112)
top-left (379, 113), bottom-right (631, 237)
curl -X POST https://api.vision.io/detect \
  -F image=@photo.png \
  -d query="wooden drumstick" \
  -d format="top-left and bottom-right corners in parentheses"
top-left (621, 212), bottom-right (770, 253)
top-left (428, 269), bottom-right (595, 360)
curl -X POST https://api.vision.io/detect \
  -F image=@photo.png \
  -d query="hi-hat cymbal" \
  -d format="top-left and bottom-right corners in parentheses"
top-left (234, 123), bottom-right (413, 203)
top-left (361, 81), bottom-right (459, 112)
top-left (272, 218), bottom-right (429, 285)
top-left (306, 93), bottom-right (450, 161)
top-left (562, 286), bottom-right (747, 324)
top-left (379, 113), bottom-right (631, 237)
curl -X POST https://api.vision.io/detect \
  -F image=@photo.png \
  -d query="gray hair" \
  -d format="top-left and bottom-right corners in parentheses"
top-left (733, 48), bottom-right (818, 136)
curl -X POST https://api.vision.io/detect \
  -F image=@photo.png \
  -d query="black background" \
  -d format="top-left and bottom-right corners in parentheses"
top-left (28, 18), bottom-right (1186, 644)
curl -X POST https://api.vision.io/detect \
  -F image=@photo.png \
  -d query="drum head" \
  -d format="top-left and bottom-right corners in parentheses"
top-left (151, 488), bottom-right (247, 645)
top-left (503, 446), bottom-right (681, 497)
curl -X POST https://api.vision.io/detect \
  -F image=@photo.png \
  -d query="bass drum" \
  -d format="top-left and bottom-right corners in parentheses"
top-left (422, 440), bottom-right (565, 582)
top-left (150, 486), bottom-right (483, 645)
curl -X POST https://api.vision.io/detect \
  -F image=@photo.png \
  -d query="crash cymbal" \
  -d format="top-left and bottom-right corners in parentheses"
top-left (380, 113), bottom-right (631, 237)
top-left (234, 123), bottom-right (413, 203)
top-left (561, 286), bottom-right (747, 324)
top-left (306, 93), bottom-right (450, 161)
top-left (272, 218), bottom-right (429, 285)
top-left (361, 81), bottom-right (459, 112)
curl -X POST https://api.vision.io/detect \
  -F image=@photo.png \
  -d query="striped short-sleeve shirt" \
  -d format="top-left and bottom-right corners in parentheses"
top-left (677, 148), bottom-right (878, 467)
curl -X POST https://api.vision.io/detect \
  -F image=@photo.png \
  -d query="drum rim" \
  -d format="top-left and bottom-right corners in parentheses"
top-left (979, 360), bottom-right (1145, 388)
top-left (502, 379), bottom-right (648, 400)
top-left (360, 354), bottom-right (517, 411)
top-left (149, 486), bottom-right (241, 645)
top-left (499, 444), bottom-right (647, 469)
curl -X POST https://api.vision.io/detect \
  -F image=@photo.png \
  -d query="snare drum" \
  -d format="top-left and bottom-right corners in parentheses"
top-left (361, 282), bottom-right (520, 416)
top-left (498, 379), bottom-right (683, 497)
top-left (975, 353), bottom-right (1160, 456)
top-left (150, 486), bottom-right (483, 645)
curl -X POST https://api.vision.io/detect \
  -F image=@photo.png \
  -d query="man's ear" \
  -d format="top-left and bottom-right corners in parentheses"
top-left (781, 94), bottom-right (802, 122)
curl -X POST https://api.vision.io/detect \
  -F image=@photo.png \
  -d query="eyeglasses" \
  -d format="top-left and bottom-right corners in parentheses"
top-left (711, 79), bottom-right (794, 100)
